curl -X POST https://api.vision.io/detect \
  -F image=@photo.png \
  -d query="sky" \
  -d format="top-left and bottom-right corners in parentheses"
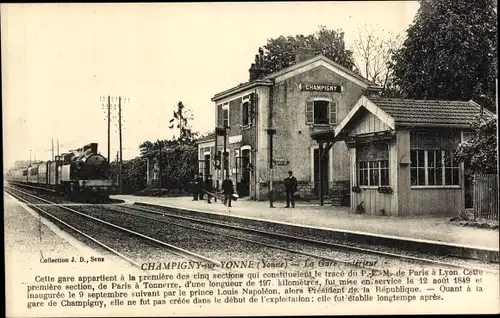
top-left (1, 1), bottom-right (420, 171)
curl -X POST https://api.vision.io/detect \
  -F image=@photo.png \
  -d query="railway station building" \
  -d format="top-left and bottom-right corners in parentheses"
top-left (197, 50), bottom-right (494, 217)
top-left (315, 97), bottom-right (493, 216)
top-left (197, 49), bottom-right (382, 202)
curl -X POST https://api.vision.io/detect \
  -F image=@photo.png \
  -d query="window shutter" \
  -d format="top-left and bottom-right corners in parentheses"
top-left (217, 104), bottom-right (223, 127)
top-left (330, 101), bottom-right (337, 125)
top-left (305, 101), bottom-right (314, 124)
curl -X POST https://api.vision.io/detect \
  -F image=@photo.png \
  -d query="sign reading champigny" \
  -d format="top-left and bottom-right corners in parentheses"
top-left (299, 83), bottom-right (343, 93)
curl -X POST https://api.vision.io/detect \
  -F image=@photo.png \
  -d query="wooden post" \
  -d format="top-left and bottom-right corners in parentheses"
top-left (118, 97), bottom-right (123, 194)
top-left (266, 128), bottom-right (276, 208)
top-left (107, 96), bottom-right (111, 165)
top-left (318, 142), bottom-right (324, 206)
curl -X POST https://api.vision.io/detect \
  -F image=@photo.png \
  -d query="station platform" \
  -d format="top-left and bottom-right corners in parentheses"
top-left (4, 192), bottom-right (138, 275)
top-left (112, 195), bottom-right (499, 261)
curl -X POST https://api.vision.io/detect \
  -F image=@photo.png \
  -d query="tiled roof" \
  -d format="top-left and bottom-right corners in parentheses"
top-left (264, 55), bottom-right (377, 87)
top-left (368, 97), bottom-right (495, 127)
top-left (212, 55), bottom-right (379, 101)
top-left (196, 132), bottom-right (215, 143)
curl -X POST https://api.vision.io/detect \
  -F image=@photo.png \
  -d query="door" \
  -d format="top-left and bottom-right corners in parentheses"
top-left (313, 148), bottom-right (329, 196)
top-left (236, 149), bottom-right (251, 197)
top-left (198, 159), bottom-right (205, 178)
top-left (203, 154), bottom-right (211, 181)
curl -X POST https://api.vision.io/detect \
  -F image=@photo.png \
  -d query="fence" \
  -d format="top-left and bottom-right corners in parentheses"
top-left (473, 174), bottom-right (499, 220)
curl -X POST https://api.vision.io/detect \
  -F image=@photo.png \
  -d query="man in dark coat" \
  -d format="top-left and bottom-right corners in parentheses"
top-left (191, 174), bottom-right (199, 201)
top-left (196, 173), bottom-right (204, 200)
top-left (284, 170), bottom-right (297, 208)
top-left (205, 174), bottom-right (214, 204)
top-left (222, 176), bottom-right (234, 207)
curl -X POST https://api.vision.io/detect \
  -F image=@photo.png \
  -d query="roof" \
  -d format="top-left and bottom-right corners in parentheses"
top-left (211, 54), bottom-right (379, 102)
top-left (263, 55), bottom-right (376, 86)
top-left (332, 95), bottom-right (496, 139)
top-left (211, 79), bottom-right (273, 102)
top-left (368, 97), bottom-right (495, 126)
top-left (196, 132), bottom-right (215, 144)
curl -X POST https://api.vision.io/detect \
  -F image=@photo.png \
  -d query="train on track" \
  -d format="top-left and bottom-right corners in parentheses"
top-left (6, 143), bottom-right (112, 201)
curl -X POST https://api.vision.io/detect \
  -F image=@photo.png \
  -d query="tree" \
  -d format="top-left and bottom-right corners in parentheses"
top-left (257, 25), bottom-right (357, 77)
top-left (108, 157), bottom-right (147, 194)
top-left (353, 24), bottom-right (403, 96)
top-left (138, 139), bottom-right (174, 189)
top-left (391, 0), bottom-right (497, 111)
top-left (455, 115), bottom-right (497, 174)
top-left (168, 101), bottom-right (198, 144)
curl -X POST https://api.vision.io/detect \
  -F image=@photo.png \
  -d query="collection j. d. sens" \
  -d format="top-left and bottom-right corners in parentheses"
top-left (40, 256), bottom-right (105, 264)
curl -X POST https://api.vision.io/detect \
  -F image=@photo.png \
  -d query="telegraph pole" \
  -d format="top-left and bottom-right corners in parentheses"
top-left (266, 129), bottom-right (276, 208)
top-left (118, 96), bottom-right (123, 194)
top-left (51, 139), bottom-right (54, 161)
top-left (107, 96), bottom-right (111, 165)
top-left (101, 96), bottom-right (112, 165)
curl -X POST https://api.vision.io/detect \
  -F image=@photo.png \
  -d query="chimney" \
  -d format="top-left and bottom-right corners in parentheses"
top-left (249, 47), bottom-right (267, 81)
top-left (295, 47), bottom-right (316, 64)
top-left (249, 63), bottom-right (259, 81)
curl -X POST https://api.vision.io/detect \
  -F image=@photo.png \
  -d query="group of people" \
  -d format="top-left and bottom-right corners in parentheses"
top-left (191, 173), bottom-right (234, 207)
top-left (191, 170), bottom-right (298, 209)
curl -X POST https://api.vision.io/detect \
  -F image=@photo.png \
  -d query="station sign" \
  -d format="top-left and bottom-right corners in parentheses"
top-left (299, 83), bottom-right (342, 93)
top-left (273, 157), bottom-right (290, 166)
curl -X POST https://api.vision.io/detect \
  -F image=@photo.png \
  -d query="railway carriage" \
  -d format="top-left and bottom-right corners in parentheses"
top-left (7, 143), bottom-right (112, 201)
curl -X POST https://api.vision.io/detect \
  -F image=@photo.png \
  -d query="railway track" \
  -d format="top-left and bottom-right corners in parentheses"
top-left (5, 186), bottom-right (220, 271)
top-left (6, 185), bottom-right (498, 275)
top-left (7, 186), bottom-right (387, 273)
top-left (110, 203), bottom-right (500, 274)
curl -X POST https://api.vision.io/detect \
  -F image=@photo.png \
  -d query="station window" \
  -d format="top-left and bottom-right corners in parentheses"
top-left (356, 143), bottom-right (389, 187)
top-left (357, 160), bottom-right (389, 186)
top-left (242, 100), bottom-right (250, 126)
top-left (410, 149), bottom-right (459, 186)
top-left (222, 103), bottom-right (229, 128)
top-left (306, 100), bottom-right (337, 125)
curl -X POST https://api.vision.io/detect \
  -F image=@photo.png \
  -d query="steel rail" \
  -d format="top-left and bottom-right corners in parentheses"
top-left (5, 187), bottom-right (220, 269)
top-left (118, 204), bottom-right (499, 274)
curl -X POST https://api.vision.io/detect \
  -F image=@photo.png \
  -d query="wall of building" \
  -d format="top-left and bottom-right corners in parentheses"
top-left (396, 130), bottom-right (411, 216)
top-left (349, 140), bottom-right (398, 216)
top-left (210, 63), bottom-right (371, 201)
top-left (348, 110), bottom-right (391, 136)
top-left (210, 87), bottom-right (271, 200)
top-left (406, 128), bottom-right (464, 216)
top-left (270, 65), bottom-right (366, 198)
top-left (349, 125), bottom-right (465, 217)
top-left (408, 188), bottom-right (463, 216)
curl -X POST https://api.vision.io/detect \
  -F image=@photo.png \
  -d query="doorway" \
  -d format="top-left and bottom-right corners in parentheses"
top-left (236, 149), bottom-right (251, 197)
top-left (203, 154), bottom-right (211, 181)
top-left (313, 148), bottom-right (329, 196)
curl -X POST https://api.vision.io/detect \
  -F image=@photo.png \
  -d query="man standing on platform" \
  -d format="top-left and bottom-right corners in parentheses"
top-left (191, 174), bottom-right (199, 201)
top-left (205, 174), bottom-right (214, 204)
top-left (197, 173), bottom-right (204, 200)
top-left (222, 176), bottom-right (234, 207)
top-left (284, 170), bottom-right (297, 208)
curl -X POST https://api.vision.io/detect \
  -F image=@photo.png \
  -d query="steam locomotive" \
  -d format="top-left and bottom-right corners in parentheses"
top-left (7, 143), bottom-right (112, 201)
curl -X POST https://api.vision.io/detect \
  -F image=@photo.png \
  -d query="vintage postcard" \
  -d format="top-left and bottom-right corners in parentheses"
top-left (2, 2), bottom-right (499, 317)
